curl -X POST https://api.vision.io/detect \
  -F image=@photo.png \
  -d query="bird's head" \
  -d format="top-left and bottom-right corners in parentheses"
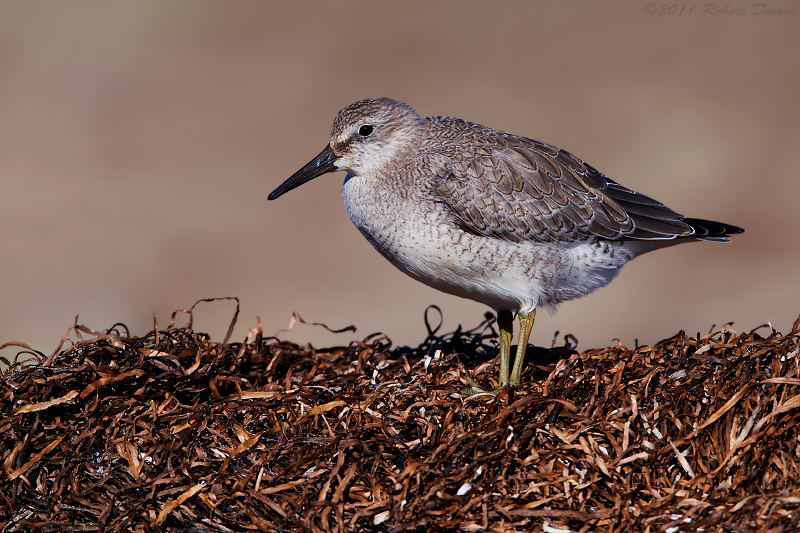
top-left (269, 98), bottom-right (422, 200)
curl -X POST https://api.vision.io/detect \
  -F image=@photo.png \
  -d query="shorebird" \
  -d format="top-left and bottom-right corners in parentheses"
top-left (269, 98), bottom-right (743, 393)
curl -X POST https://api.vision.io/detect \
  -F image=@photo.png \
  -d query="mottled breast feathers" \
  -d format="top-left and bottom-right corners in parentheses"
top-left (431, 122), bottom-right (694, 245)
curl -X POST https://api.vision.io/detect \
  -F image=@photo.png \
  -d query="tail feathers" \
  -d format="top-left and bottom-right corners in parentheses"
top-left (682, 218), bottom-right (745, 242)
top-left (622, 217), bottom-right (744, 256)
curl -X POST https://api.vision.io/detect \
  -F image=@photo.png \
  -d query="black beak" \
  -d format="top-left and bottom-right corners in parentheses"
top-left (269, 144), bottom-right (341, 200)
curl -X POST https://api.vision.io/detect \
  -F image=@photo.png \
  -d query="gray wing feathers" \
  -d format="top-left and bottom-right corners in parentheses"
top-left (434, 137), bottom-right (695, 245)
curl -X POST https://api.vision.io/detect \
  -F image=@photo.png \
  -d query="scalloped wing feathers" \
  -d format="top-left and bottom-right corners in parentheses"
top-left (431, 125), bottom-right (698, 245)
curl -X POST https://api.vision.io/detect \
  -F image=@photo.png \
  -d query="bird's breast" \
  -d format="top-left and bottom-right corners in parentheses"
top-left (341, 173), bottom-right (532, 308)
top-left (342, 173), bottom-right (435, 270)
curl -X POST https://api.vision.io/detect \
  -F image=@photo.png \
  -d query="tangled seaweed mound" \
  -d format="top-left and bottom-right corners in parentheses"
top-left (2, 304), bottom-right (800, 532)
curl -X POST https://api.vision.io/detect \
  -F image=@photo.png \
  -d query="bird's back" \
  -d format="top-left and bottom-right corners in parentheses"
top-left (423, 116), bottom-right (743, 254)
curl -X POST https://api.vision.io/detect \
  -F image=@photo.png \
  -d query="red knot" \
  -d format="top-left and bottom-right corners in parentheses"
top-left (269, 98), bottom-right (744, 394)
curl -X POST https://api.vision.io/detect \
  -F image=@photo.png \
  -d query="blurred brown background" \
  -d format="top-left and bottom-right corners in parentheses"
top-left (1, 1), bottom-right (798, 358)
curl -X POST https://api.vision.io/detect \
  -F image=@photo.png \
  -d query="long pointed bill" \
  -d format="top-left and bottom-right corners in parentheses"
top-left (268, 144), bottom-right (340, 200)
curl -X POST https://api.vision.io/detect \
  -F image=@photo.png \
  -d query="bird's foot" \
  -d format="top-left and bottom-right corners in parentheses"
top-left (460, 373), bottom-right (513, 396)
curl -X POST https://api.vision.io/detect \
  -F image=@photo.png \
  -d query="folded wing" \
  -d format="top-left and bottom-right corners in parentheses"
top-left (433, 135), bottom-right (739, 245)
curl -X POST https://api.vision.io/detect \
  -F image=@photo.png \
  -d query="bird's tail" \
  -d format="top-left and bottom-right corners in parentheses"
top-left (622, 217), bottom-right (744, 256)
top-left (681, 218), bottom-right (745, 242)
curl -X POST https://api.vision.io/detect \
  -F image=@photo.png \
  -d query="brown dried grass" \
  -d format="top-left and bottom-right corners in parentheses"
top-left (2, 301), bottom-right (799, 532)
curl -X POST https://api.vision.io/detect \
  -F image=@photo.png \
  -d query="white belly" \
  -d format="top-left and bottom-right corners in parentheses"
top-left (342, 174), bottom-right (633, 312)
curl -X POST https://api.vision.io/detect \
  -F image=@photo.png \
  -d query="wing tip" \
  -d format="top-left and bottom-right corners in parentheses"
top-left (683, 218), bottom-right (745, 240)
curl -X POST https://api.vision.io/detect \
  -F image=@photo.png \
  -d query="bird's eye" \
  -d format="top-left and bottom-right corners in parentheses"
top-left (358, 124), bottom-right (374, 137)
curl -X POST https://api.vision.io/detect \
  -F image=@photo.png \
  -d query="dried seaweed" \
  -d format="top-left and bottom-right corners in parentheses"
top-left (2, 304), bottom-right (799, 532)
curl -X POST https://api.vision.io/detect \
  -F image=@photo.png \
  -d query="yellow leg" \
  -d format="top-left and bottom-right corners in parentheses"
top-left (462, 309), bottom-right (513, 394)
top-left (510, 308), bottom-right (536, 385)
top-left (463, 308), bottom-right (535, 394)
top-left (497, 309), bottom-right (514, 386)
